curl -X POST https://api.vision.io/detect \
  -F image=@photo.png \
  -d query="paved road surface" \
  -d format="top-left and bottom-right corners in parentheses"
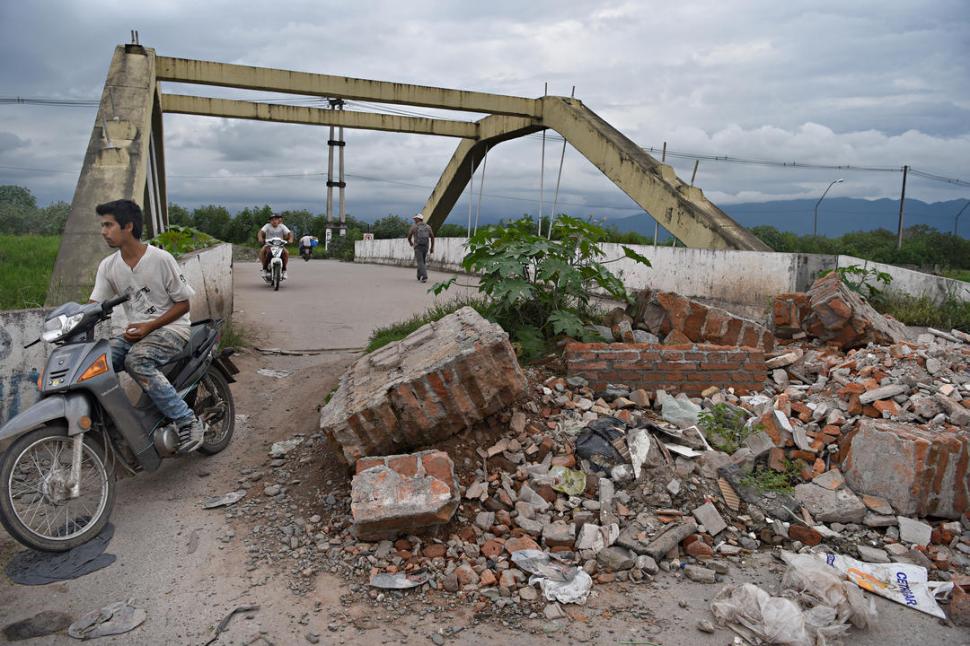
top-left (234, 259), bottom-right (478, 350)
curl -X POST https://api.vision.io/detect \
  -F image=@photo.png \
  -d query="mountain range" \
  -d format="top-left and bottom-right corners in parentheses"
top-left (444, 197), bottom-right (970, 239)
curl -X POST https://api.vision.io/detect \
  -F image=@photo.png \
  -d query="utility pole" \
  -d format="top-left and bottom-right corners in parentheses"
top-left (325, 98), bottom-right (346, 247)
top-left (337, 100), bottom-right (346, 236)
top-left (896, 165), bottom-right (908, 250)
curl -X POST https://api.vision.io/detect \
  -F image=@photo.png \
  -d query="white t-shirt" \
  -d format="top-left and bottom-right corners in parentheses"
top-left (90, 245), bottom-right (196, 340)
top-left (299, 235), bottom-right (317, 247)
top-left (261, 223), bottom-right (291, 240)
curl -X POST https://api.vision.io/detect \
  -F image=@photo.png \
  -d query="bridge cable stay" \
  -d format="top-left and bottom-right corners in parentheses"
top-left (537, 82), bottom-right (548, 236)
top-left (474, 145), bottom-right (489, 235)
top-left (466, 154), bottom-right (475, 238)
top-left (548, 85), bottom-right (576, 239)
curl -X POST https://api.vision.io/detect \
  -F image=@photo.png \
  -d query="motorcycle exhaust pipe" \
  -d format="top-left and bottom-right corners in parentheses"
top-left (153, 425), bottom-right (179, 456)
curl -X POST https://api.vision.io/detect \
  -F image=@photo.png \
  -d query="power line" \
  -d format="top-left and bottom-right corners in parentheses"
top-left (3, 95), bottom-right (969, 186)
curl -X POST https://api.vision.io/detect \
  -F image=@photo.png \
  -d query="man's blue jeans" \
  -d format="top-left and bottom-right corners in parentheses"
top-left (108, 328), bottom-right (194, 425)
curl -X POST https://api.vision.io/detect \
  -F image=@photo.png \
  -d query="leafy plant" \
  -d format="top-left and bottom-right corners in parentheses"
top-left (697, 403), bottom-right (754, 454)
top-left (148, 225), bottom-right (220, 257)
top-left (820, 264), bottom-right (892, 304)
top-left (877, 292), bottom-right (970, 332)
top-left (432, 215), bottom-right (650, 358)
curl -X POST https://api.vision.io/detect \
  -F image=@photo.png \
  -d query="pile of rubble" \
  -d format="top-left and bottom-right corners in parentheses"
top-left (221, 277), bottom-right (970, 632)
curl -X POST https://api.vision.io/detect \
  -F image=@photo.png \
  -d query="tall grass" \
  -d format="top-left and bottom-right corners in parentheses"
top-left (365, 296), bottom-right (491, 353)
top-left (878, 293), bottom-right (970, 332)
top-left (0, 235), bottom-right (60, 310)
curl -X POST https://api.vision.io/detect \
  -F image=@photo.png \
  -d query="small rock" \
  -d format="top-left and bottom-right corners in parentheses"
top-left (263, 484), bottom-right (282, 497)
top-left (857, 545), bottom-right (890, 563)
top-left (684, 565), bottom-right (717, 583)
top-left (692, 502), bottom-right (727, 537)
top-left (697, 619), bottom-right (715, 634)
top-left (596, 546), bottom-right (636, 571)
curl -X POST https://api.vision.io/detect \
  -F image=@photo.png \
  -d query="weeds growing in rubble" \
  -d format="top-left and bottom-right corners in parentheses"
top-left (742, 464), bottom-right (799, 493)
top-left (365, 296), bottom-right (491, 353)
top-left (430, 215), bottom-right (650, 359)
top-left (697, 403), bottom-right (754, 454)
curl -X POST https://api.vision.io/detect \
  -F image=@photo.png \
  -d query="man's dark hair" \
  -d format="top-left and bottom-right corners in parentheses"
top-left (96, 199), bottom-right (143, 239)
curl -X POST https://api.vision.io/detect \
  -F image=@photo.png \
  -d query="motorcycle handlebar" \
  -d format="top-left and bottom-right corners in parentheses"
top-left (101, 293), bottom-right (130, 314)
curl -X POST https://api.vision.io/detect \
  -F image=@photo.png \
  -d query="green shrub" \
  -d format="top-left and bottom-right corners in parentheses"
top-left (0, 234), bottom-right (60, 310)
top-left (741, 464), bottom-right (798, 493)
top-left (148, 225), bottom-right (220, 257)
top-left (431, 215), bottom-right (650, 359)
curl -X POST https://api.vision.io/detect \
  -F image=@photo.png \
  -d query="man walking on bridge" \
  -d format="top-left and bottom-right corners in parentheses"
top-left (406, 213), bottom-right (434, 283)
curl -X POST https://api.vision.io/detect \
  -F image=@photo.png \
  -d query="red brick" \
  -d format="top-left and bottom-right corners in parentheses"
top-left (788, 525), bottom-right (822, 546)
top-left (356, 456), bottom-right (386, 474)
top-left (388, 454), bottom-right (419, 477)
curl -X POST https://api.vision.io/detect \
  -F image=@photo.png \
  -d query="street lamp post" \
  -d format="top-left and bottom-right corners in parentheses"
top-left (954, 201), bottom-right (970, 236)
top-left (813, 178), bottom-right (844, 237)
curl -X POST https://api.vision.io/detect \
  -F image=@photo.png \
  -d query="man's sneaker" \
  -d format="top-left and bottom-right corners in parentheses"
top-left (177, 418), bottom-right (207, 453)
top-left (282, 271), bottom-right (288, 280)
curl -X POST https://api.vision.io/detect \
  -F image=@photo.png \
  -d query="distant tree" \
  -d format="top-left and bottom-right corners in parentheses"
top-left (371, 214), bottom-right (409, 239)
top-left (37, 201), bottom-right (70, 235)
top-left (168, 203), bottom-right (191, 227)
top-left (191, 205), bottom-right (231, 240)
top-left (437, 223), bottom-right (467, 237)
top-left (0, 185), bottom-right (38, 233)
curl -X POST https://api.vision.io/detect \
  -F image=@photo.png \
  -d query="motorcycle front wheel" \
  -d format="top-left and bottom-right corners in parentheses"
top-left (0, 424), bottom-right (115, 552)
top-left (272, 265), bottom-right (281, 291)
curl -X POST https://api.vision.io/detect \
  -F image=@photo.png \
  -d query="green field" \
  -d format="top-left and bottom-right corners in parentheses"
top-left (0, 235), bottom-right (60, 310)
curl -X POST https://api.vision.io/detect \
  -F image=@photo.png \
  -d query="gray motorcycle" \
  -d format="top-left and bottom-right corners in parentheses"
top-left (0, 294), bottom-right (238, 552)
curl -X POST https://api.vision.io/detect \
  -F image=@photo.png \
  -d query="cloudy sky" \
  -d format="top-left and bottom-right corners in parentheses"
top-left (1, 0), bottom-right (968, 225)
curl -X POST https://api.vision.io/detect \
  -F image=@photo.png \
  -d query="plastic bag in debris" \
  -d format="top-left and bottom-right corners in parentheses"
top-left (512, 549), bottom-right (593, 604)
top-left (711, 583), bottom-right (814, 646)
top-left (785, 550), bottom-right (946, 619)
top-left (549, 466), bottom-right (587, 496)
top-left (575, 417), bottom-right (626, 473)
top-left (780, 551), bottom-right (876, 631)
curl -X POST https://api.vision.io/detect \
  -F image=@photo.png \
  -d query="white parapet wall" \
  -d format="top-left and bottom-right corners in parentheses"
top-left (0, 243), bottom-right (233, 427)
top-left (837, 255), bottom-right (970, 303)
top-left (356, 238), bottom-right (840, 307)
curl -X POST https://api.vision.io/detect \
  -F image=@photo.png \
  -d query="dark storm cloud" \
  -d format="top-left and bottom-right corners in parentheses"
top-left (1, 0), bottom-right (967, 216)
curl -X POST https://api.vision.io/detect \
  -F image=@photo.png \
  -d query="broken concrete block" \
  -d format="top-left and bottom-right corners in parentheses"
top-left (800, 272), bottom-right (907, 350)
top-left (350, 450), bottom-right (460, 540)
top-left (321, 307), bottom-right (528, 463)
top-left (897, 516), bottom-right (932, 546)
top-left (596, 546), bottom-right (635, 571)
top-left (643, 520), bottom-right (698, 560)
top-left (692, 502), bottom-right (727, 536)
top-left (858, 384), bottom-right (909, 405)
top-left (631, 288), bottom-right (775, 350)
top-left (856, 545), bottom-right (890, 563)
top-left (793, 483), bottom-right (866, 523)
top-left (841, 419), bottom-right (969, 518)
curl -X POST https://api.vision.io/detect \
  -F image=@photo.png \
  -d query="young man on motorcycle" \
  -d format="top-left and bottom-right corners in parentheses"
top-left (299, 233), bottom-right (318, 260)
top-left (258, 213), bottom-right (294, 279)
top-left (89, 199), bottom-right (206, 452)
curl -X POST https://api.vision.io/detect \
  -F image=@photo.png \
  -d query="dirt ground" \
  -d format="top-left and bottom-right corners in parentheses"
top-left (0, 261), bottom-right (965, 645)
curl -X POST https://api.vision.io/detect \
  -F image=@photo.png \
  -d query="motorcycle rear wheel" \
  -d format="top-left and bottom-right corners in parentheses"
top-left (0, 424), bottom-right (115, 552)
top-left (195, 368), bottom-right (236, 455)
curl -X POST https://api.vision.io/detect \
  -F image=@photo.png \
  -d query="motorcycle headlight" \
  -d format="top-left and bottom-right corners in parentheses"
top-left (42, 313), bottom-right (84, 343)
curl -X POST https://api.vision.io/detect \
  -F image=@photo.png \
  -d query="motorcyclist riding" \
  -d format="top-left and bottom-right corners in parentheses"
top-left (89, 199), bottom-right (206, 452)
top-left (258, 213), bottom-right (294, 279)
top-left (299, 233), bottom-right (318, 260)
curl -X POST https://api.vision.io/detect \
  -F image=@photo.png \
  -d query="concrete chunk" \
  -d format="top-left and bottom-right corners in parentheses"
top-left (692, 502), bottom-right (727, 536)
top-left (842, 419), bottom-right (969, 518)
top-left (350, 450), bottom-right (459, 540)
top-left (321, 307), bottom-right (528, 462)
top-left (794, 483), bottom-right (866, 523)
top-left (897, 516), bottom-right (932, 546)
